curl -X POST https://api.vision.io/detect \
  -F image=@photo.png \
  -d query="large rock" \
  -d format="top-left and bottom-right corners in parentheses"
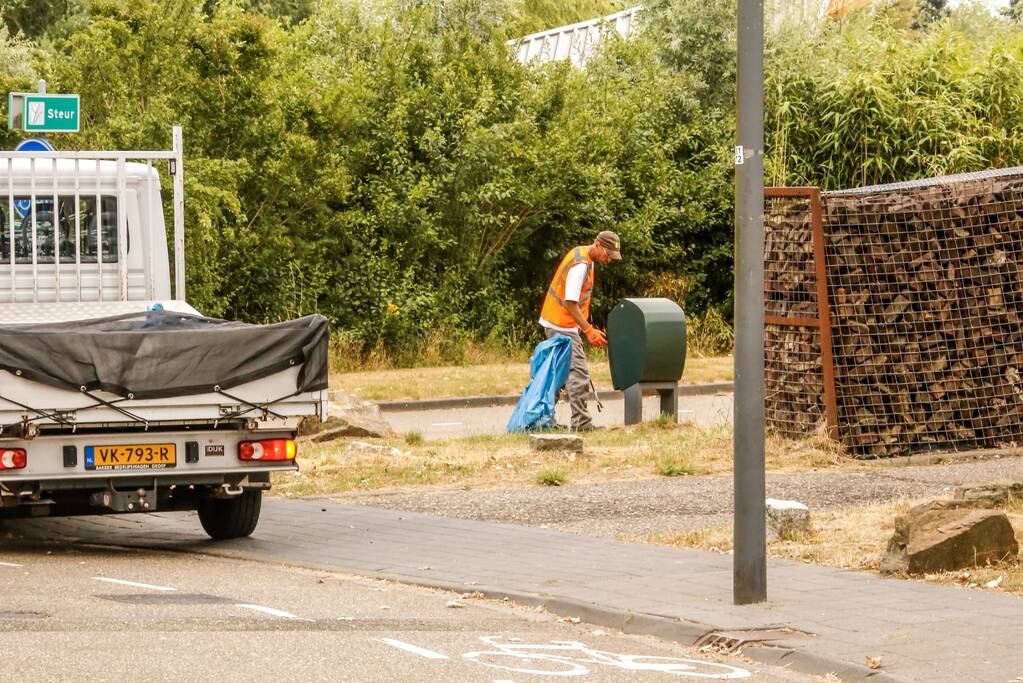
top-left (765, 498), bottom-right (811, 542)
top-left (309, 413), bottom-right (394, 442)
top-left (301, 392), bottom-right (394, 441)
top-left (529, 434), bottom-right (583, 453)
top-left (953, 482), bottom-right (1023, 508)
top-left (880, 501), bottom-right (1019, 575)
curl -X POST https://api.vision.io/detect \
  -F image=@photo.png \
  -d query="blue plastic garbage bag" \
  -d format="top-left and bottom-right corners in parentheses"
top-left (506, 335), bottom-right (573, 432)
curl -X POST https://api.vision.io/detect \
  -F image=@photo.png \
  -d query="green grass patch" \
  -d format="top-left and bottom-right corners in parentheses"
top-left (404, 431), bottom-right (424, 446)
top-left (654, 454), bottom-right (702, 477)
top-left (274, 421), bottom-right (852, 498)
top-left (535, 468), bottom-right (568, 486)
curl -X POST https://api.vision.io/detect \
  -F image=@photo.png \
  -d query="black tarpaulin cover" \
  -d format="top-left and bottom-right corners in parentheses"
top-left (0, 310), bottom-right (329, 399)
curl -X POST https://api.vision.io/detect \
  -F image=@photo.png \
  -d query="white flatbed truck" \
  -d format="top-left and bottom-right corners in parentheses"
top-left (0, 127), bottom-right (328, 539)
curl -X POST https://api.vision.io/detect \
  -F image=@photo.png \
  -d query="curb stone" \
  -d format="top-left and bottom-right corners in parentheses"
top-left (742, 645), bottom-right (912, 683)
top-left (370, 381), bottom-right (734, 412)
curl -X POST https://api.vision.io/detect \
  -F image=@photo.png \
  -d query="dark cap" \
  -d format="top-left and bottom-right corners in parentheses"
top-left (596, 230), bottom-right (622, 260)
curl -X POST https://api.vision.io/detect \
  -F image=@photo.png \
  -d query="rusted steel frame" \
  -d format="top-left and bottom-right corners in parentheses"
top-left (765, 186), bottom-right (818, 198)
top-left (765, 315), bottom-right (819, 328)
top-left (763, 186), bottom-right (840, 439)
top-left (808, 188), bottom-right (839, 438)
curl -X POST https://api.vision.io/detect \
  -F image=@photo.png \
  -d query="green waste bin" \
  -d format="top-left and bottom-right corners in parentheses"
top-left (607, 298), bottom-right (687, 391)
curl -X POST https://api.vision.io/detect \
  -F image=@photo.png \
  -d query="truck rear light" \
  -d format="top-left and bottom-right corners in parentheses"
top-left (0, 449), bottom-right (26, 470)
top-left (238, 439), bottom-right (296, 462)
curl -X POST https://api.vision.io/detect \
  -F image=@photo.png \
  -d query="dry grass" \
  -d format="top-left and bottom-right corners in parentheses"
top-left (643, 499), bottom-right (1023, 598)
top-left (333, 356), bottom-right (733, 402)
top-left (273, 421), bottom-right (856, 497)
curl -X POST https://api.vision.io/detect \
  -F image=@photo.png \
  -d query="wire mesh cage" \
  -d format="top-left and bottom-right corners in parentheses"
top-left (764, 192), bottom-right (829, 438)
top-left (766, 167), bottom-right (1023, 457)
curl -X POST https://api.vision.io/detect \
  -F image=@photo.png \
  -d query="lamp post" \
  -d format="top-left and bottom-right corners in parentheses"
top-left (733, 0), bottom-right (767, 605)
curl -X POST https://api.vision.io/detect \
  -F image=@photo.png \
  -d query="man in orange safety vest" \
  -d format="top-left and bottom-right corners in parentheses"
top-left (539, 230), bottom-right (622, 431)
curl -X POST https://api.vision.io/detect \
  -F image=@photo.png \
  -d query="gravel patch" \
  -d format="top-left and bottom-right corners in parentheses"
top-left (327, 456), bottom-right (1023, 539)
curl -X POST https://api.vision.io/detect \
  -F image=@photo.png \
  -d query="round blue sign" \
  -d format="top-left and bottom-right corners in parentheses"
top-left (13, 138), bottom-right (56, 218)
top-left (14, 138), bottom-right (55, 153)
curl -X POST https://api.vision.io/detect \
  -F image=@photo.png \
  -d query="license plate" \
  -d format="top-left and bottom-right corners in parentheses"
top-left (85, 444), bottom-right (176, 471)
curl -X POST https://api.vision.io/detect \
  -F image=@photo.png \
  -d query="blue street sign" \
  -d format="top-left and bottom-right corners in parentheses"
top-left (15, 138), bottom-right (55, 152)
top-left (13, 138), bottom-right (55, 218)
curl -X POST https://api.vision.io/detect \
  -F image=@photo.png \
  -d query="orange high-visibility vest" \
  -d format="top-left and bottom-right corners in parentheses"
top-left (540, 246), bottom-right (594, 329)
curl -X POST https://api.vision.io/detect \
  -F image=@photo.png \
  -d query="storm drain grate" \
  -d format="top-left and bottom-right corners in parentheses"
top-left (696, 627), bottom-right (812, 654)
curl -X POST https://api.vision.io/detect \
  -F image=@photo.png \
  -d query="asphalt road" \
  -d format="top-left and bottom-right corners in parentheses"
top-left (0, 538), bottom-right (819, 682)
top-left (383, 393), bottom-right (734, 440)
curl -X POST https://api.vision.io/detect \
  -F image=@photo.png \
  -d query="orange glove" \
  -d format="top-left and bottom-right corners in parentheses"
top-left (584, 326), bottom-right (607, 347)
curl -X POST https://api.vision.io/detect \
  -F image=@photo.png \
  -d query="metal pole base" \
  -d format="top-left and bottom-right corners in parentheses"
top-left (623, 382), bottom-right (679, 425)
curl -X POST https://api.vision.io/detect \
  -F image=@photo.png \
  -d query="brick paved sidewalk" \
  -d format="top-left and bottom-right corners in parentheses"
top-left (7, 498), bottom-right (1021, 683)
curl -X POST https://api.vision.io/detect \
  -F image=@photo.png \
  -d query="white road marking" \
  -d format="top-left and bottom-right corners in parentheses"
top-left (93, 577), bottom-right (176, 591)
top-left (235, 603), bottom-right (312, 621)
top-left (431, 422), bottom-right (463, 427)
top-left (380, 638), bottom-right (449, 660)
top-left (0, 561), bottom-right (23, 567)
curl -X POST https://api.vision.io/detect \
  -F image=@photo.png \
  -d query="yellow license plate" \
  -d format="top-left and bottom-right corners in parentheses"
top-left (85, 444), bottom-right (176, 471)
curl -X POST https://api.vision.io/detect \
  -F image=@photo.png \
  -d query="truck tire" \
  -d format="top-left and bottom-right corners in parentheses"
top-left (198, 490), bottom-right (262, 540)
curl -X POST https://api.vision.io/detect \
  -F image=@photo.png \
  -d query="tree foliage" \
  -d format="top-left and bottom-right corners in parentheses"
top-left (0, 0), bottom-right (1021, 362)
top-left (766, 9), bottom-right (1023, 189)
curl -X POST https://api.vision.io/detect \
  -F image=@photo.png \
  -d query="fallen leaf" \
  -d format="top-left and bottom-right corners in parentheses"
top-left (558, 616), bottom-right (581, 624)
top-left (865, 655), bottom-right (883, 670)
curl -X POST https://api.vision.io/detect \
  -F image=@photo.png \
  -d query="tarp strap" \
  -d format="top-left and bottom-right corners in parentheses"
top-left (0, 393), bottom-right (77, 431)
top-left (80, 389), bottom-right (149, 427)
top-left (0, 391), bottom-right (140, 434)
top-left (215, 388), bottom-right (293, 421)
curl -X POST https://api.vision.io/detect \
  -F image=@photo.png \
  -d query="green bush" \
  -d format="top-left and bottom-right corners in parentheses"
top-left (9, 0), bottom-right (1023, 365)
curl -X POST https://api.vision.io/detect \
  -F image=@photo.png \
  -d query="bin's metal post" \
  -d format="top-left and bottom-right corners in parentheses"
top-left (733, 0), bottom-right (767, 605)
top-left (658, 386), bottom-right (678, 423)
top-left (623, 384), bottom-right (642, 425)
top-left (172, 125), bottom-right (185, 301)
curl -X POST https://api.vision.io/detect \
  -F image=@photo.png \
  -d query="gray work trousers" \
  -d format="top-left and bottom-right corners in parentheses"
top-left (545, 327), bottom-right (593, 431)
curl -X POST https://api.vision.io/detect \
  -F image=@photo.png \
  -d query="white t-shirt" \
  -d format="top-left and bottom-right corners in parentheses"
top-left (539, 262), bottom-right (589, 332)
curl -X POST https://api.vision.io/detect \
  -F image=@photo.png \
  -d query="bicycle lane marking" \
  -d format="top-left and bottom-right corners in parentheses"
top-left (380, 638), bottom-right (449, 660)
top-left (462, 636), bottom-right (752, 679)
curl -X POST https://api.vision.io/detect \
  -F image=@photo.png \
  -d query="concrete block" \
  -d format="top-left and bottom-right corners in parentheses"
top-left (529, 434), bottom-right (584, 453)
